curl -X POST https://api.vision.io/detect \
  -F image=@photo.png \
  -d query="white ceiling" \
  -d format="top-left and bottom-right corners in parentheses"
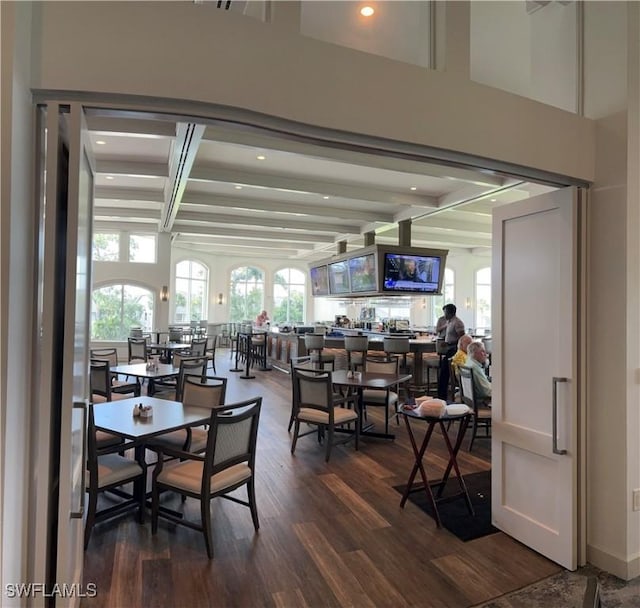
top-left (88, 110), bottom-right (557, 264)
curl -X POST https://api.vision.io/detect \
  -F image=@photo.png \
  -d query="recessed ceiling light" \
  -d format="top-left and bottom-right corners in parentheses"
top-left (491, 198), bottom-right (497, 202)
top-left (95, 140), bottom-right (106, 145)
top-left (105, 175), bottom-right (114, 180)
top-left (235, 185), bottom-right (243, 190)
top-left (323, 196), bottom-right (330, 200)
top-left (360, 6), bottom-right (374, 17)
top-left (256, 155), bottom-right (266, 160)
top-left (410, 186), bottom-right (417, 191)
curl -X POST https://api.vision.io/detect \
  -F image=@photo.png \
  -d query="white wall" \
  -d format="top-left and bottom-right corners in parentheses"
top-left (1, 1), bottom-right (37, 600)
top-left (32, 1), bottom-right (595, 182)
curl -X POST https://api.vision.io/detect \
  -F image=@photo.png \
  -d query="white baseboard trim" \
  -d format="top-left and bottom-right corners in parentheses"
top-left (587, 544), bottom-right (640, 580)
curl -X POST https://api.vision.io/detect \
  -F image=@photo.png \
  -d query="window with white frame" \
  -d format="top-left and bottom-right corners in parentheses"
top-left (129, 233), bottom-right (157, 263)
top-left (230, 266), bottom-right (264, 322)
top-left (475, 267), bottom-right (491, 330)
top-left (92, 232), bottom-right (120, 261)
top-left (175, 260), bottom-right (208, 323)
top-left (91, 284), bottom-right (154, 340)
top-left (273, 268), bottom-right (305, 324)
top-left (431, 268), bottom-right (455, 325)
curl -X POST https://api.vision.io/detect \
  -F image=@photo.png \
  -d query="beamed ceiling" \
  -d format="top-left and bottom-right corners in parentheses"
top-left (88, 110), bottom-right (559, 263)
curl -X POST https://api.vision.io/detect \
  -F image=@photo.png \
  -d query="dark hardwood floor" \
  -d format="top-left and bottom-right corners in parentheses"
top-left (81, 352), bottom-right (560, 608)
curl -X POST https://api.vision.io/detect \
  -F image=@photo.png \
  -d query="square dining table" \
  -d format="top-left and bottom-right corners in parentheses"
top-left (93, 396), bottom-right (212, 508)
top-left (331, 369), bottom-right (412, 440)
top-left (110, 362), bottom-right (180, 396)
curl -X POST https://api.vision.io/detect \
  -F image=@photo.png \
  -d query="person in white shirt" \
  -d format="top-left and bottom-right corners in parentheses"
top-left (465, 340), bottom-right (492, 403)
top-left (435, 303), bottom-right (465, 399)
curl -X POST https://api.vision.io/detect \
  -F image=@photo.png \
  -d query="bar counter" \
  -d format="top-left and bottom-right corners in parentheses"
top-left (264, 329), bottom-right (438, 388)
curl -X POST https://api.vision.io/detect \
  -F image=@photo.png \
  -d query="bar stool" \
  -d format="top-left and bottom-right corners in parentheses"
top-left (344, 335), bottom-right (369, 371)
top-left (383, 336), bottom-right (411, 373)
top-left (304, 333), bottom-right (335, 370)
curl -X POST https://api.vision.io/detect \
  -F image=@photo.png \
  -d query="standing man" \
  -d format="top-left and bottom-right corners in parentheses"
top-left (435, 303), bottom-right (465, 400)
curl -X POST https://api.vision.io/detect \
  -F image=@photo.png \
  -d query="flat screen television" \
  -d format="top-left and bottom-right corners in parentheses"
top-left (383, 253), bottom-right (442, 294)
top-left (310, 265), bottom-right (329, 296)
top-left (348, 253), bottom-right (377, 293)
top-left (328, 260), bottom-right (351, 295)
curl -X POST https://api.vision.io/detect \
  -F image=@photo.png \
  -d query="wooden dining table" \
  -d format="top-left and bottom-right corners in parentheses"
top-left (331, 369), bottom-right (412, 440)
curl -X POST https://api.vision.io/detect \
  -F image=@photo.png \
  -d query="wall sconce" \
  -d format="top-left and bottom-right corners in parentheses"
top-left (217, 292), bottom-right (224, 305)
top-left (465, 297), bottom-right (472, 310)
top-left (160, 285), bottom-right (169, 302)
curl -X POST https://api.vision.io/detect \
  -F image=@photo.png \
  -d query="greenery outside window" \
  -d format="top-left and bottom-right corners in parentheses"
top-left (273, 268), bottom-right (305, 324)
top-left (431, 268), bottom-right (455, 325)
top-left (92, 232), bottom-right (119, 261)
top-left (129, 233), bottom-right (157, 263)
top-left (230, 266), bottom-right (264, 322)
top-left (175, 260), bottom-right (208, 322)
top-left (91, 284), bottom-right (154, 340)
top-left (475, 267), bottom-right (491, 329)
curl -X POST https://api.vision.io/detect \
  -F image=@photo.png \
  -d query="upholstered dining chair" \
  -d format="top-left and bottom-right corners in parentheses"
top-left (127, 337), bottom-right (148, 364)
top-left (361, 355), bottom-right (401, 434)
top-left (304, 333), bottom-right (335, 370)
top-left (189, 336), bottom-right (209, 357)
top-left (287, 358), bottom-right (352, 432)
top-left (151, 396), bottom-right (262, 559)
top-left (84, 402), bottom-right (146, 549)
top-left (90, 347), bottom-right (139, 396)
top-left (344, 335), bottom-right (369, 371)
top-left (459, 365), bottom-right (492, 451)
top-left (290, 366), bottom-right (358, 462)
top-left (153, 355), bottom-right (208, 401)
top-left (90, 359), bottom-right (137, 448)
top-left (148, 376), bottom-right (228, 455)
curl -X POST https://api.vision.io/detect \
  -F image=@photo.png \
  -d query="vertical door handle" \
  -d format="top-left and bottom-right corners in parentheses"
top-left (70, 401), bottom-right (87, 518)
top-left (552, 377), bottom-right (568, 455)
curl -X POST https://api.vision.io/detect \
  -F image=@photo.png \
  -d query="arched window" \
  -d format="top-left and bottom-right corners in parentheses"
top-left (475, 267), bottom-right (491, 330)
top-left (274, 268), bottom-right (305, 324)
top-left (431, 268), bottom-right (455, 325)
top-left (230, 266), bottom-right (264, 322)
top-left (175, 260), bottom-right (208, 322)
top-left (91, 284), bottom-right (154, 340)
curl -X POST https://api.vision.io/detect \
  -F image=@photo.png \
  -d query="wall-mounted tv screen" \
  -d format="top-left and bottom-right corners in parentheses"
top-left (328, 260), bottom-right (351, 295)
top-left (348, 253), bottom-right (377, 293)
top-left (310, 265), bottom-right (329, 296)
top-left (383, 253), bottom-right (442, 294)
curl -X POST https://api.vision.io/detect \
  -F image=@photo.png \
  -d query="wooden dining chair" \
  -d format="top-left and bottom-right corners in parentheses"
top-left (151, 396), bottom-right (262, 559)
top-left (153, 355), bottom-right (207, 401)
top-left (361, 355), bottom-right (401, 434)
top-left (344, 335), bottom-right (369, 371)
top-left (127, 337), bottom-right (148, 364)
top-left (90, 347), bottom-right (139, 396)
top-left (148, 376), bottom-right (228, 455)
top-left (459, 365), bottom-right (492, 451)
top-left (290, 367), bottom-right (358, 462)
top-left (84, 403), bottom-right (146, 549)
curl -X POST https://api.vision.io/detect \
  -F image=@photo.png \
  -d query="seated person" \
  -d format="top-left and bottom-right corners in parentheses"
top-left (451, 334), bottom-right (473, 372)
top-left (465, 341), bottom-right (492, 403)
top-left (255, 310), bottom-right (269, 327)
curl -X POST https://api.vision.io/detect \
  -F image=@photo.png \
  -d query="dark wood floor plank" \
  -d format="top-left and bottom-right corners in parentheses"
top-left (293, 521), bottom-right (377, 608)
